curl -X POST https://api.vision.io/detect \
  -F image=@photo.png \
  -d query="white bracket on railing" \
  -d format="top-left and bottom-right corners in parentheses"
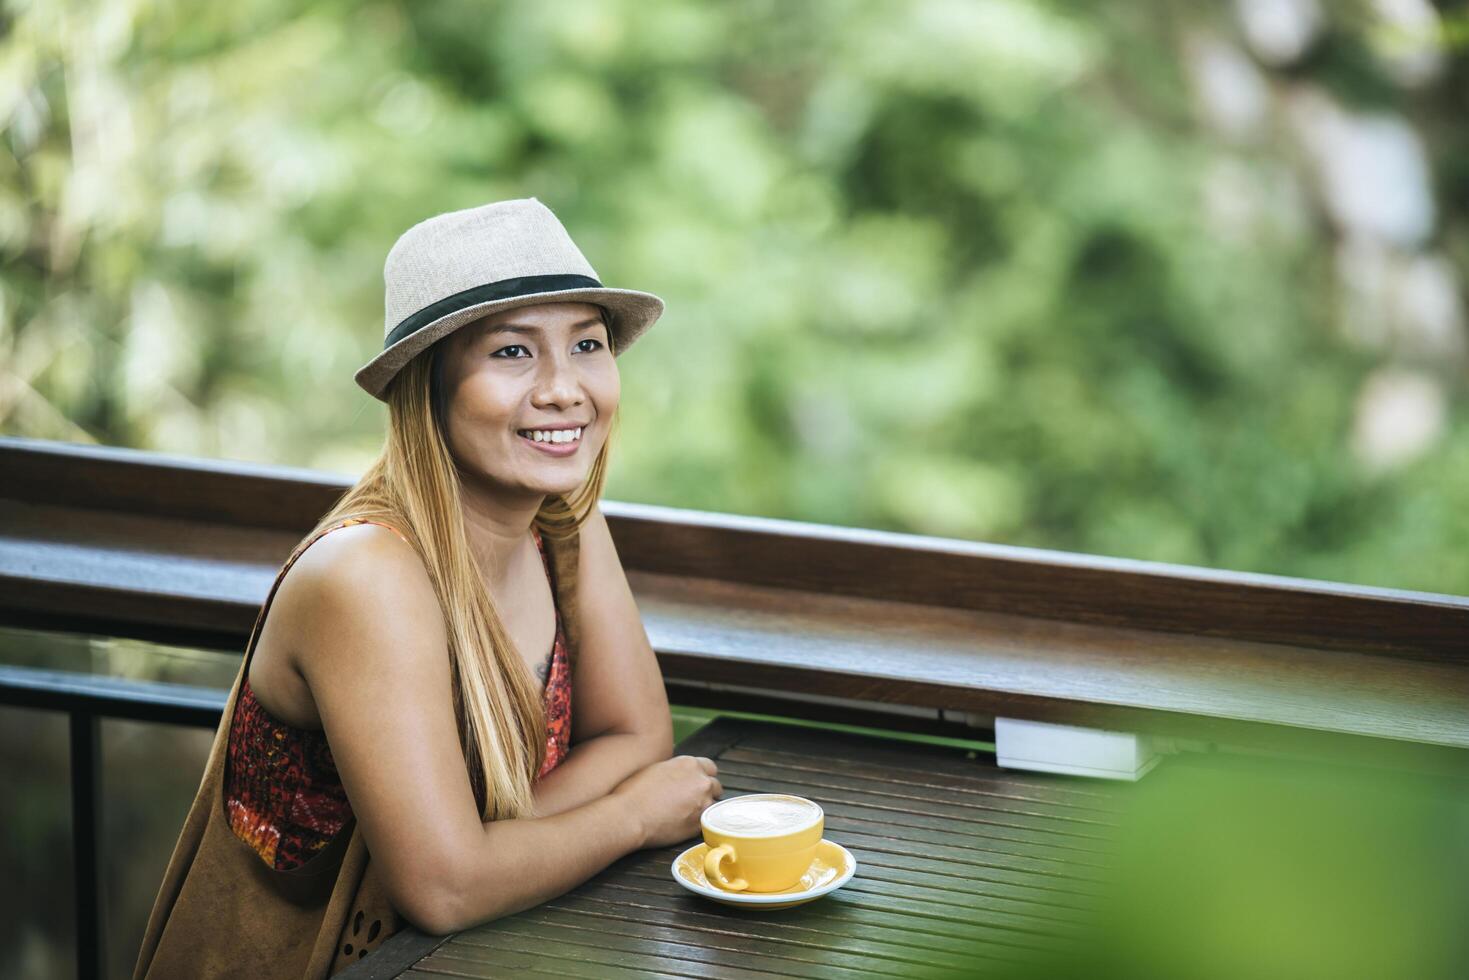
top-left (994, 716), bottom-right (1160, 781)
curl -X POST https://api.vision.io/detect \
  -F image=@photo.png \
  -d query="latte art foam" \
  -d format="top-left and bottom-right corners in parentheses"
top-left (704, 794), bottom-right (821, 836)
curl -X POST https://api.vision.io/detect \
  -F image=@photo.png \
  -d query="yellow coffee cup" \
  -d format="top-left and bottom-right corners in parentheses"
top-left (700, 793), bottom-right (824, 893)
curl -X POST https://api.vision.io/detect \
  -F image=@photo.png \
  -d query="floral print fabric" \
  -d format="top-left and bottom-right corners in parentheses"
top-left (535, 527), bottom-right (574, 778)
top-left (225, 519), bottom-right (573, 871)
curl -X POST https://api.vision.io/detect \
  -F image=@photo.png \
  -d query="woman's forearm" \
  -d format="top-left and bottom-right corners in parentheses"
top-left (435, 789), bottom-right (645, 934)
top-left (530, 728), bottom-right (670, 818)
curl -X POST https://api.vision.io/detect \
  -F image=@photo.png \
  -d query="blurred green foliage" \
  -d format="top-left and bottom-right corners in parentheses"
top-left (3, 0), bottom-right (1468, 593)
top-left (940, 753), bottom-right (1469, 980)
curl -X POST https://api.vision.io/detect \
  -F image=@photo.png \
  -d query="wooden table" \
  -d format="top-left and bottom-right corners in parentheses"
top-left (339, 717), bottom-right (1125, 978)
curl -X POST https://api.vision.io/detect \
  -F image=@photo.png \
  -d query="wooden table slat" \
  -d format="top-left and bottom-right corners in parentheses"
top-left (810, 863), bottom-right (1091, 916)
top-left (637, 822), bottom-right (1104, 893)
top-left (840, 846), bottom-right (1104, 899)
top-left (805, 816), bottom-right (1110, 869)
top-left (488, 907), bottom-right (943, 978)
top-left (619, 863), bottom-right (1085, 927)
top-left (765, 797), bottom-right (1118, 860)
top-left (803, 826), bottom-right (1104, 882)
top-left (403, 969), bottom-right (570, 980)
top-left (472, 919), bottom-right (894, 980)
top-left (721, 791), bottom-right (1116, 870)
top-left (556, 878), bottom-right (1052, 955)
top-left (717, 764), bottom-right (1120, 838)
top-left (603, 840), bottom-right (1103, 911)
top-left (422, 931), bottom-right (784, 980)
top-left (619, 837), bottom-right (1106, 901)
top-left (731, 732), bottom-right (1128, 804)
top-left (716, 745), bottom-right (1128, 813)
top-left (531, 895), bottom-right (1028, 968)
top-left (608, 873), bottom-right (1080, 944)
top-left (625, 875), bottom-right (1081, 944)
top-left (840, 834), bottom-right (1104, 899)
top-left (415, 945), bottom-right (692, 979)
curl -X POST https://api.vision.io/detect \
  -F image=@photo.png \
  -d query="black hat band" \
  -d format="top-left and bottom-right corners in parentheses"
top-left (383, 273), bottom-right (605, 350)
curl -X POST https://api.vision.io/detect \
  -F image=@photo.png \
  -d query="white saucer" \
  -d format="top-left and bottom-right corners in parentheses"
top-left (670, 839), bottom-right (857, 909)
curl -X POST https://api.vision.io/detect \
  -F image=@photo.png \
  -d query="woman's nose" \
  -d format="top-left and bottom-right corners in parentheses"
top-left (533, 351), bottom-right (585, 405)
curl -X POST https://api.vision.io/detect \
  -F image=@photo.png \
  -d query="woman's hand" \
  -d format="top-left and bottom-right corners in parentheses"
top-left (611, 755), bottom-right (722, 849)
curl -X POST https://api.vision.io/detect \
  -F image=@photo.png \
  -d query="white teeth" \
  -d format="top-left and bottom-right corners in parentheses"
top-left (521, 427), bottom-right (582, 444)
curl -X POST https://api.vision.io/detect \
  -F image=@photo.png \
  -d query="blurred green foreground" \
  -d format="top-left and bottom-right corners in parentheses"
top-left (919, 752), bottom-right (1469, 980)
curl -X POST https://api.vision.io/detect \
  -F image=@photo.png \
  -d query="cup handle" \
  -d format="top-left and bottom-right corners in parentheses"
top-left (704, 843), bottom-right (748, 892)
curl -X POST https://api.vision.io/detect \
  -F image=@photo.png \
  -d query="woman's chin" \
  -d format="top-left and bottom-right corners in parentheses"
top-left (526, 465), bottom-right (593, 496)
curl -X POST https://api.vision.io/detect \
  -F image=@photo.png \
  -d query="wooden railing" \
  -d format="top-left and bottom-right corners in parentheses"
top-left (3, 434), bottom-right (1466, 770)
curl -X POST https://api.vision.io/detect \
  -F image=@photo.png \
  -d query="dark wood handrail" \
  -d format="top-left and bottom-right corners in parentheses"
top-left (7, 435), bottom-right (1464, 660)
top-left (3, 435), bottom-right (1467, 771)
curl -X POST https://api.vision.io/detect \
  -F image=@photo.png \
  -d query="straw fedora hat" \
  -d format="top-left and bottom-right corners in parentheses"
top-left (354, 197), bottom-right (665, 401)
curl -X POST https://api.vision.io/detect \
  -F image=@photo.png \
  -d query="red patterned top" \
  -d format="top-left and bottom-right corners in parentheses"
top-left (225, 520), bottom-right (573, 871)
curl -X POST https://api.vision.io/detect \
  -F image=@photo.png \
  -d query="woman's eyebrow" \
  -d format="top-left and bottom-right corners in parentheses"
top-left (486, 318), bottom-right (604, 336)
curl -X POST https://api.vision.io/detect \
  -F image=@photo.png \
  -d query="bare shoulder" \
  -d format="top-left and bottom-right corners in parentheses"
top-left (278, 522), bottom-right (446, 680)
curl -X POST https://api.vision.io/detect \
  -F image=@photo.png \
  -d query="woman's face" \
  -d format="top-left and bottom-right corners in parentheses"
top-left (437, 301), bottom-right (619, 500)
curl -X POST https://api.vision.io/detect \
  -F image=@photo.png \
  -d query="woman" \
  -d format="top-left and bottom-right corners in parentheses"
top-left (134, 198), bottom-right (722, 978)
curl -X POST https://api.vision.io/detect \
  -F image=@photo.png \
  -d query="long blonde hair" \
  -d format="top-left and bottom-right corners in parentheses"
top-left (302, 309), bottom-right (617, 822)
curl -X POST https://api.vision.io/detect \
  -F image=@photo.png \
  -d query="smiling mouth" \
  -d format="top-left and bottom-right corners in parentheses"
top-left (516, 426), bottom-right (584, 446)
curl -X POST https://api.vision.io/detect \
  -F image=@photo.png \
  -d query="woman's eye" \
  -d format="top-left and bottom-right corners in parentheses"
top-left (492, 339), bottom-right (602, 359)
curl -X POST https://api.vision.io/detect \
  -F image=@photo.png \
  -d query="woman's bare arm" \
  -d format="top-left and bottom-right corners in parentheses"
top-left (445, 752), bottom-right (717, 933)
top-left (530, 732), bottom-right (666, 818)
top-left (530, 504), bottom-right (673, 818)
top-left (289, 525), bottom-right (664, 934)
